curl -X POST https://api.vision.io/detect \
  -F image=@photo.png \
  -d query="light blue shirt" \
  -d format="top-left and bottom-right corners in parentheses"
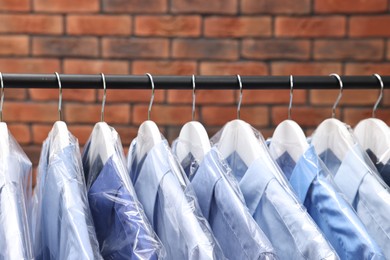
top-left (176, 147), bottom-right (278, 259)
top-left (128, 140), bottom-right (225, 260)
top-left (320, 144), bottom-right (390, 259)
top-left (223, 151), bottom-right (338, 260)
top-left (275, 146), bottom-right (385, 260)
top-left (33, 134), bottom-right (102, 260)
top-left (0, 135), bottom-right (34, 259)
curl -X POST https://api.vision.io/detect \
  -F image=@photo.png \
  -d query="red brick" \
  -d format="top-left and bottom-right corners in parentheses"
top-left (272, 107), bottom-right (331, 126)
top-left (315, 0), bottom-right (387, 13)
top-left (350, 16), bottom-right (390, 37)
top-left (345, 63), bottom-right (390, 75)
top-left (103, 38), bottom-right (169, 59)
top-left (33, 37), bottom-right (98, 57)
top-left (29, 89), bottom-right (96, 102)
top-left (242, 90), bottom-right (307, 105)
top-left (275, 16), bottom-right (346, 38)
top-left (133, 105), bottom-right (195, 125)
top-left (310, 90), bottom-right (378, 105)
top-left (112, 125), bottom-right (138, 146)
top-left (343, 109), bottom-right (390, 126)
top-left (64, 59), bottom-right (129, 74)
top-left (172, 39), bottom-right (239, 60)
top-left (200, 62), bottom-right (268, 75)
top-left (0, 0), bottom-right (30, 11)
top-left (4, 89), bottom-right (27, 100)
top-left (204, 17), bottom-right (271, 38)
top-left (167, 90), bottom-right (235, 104)
top-left (35, 0), bottom-right (99, 13)
top-left (98, 89), bottom-right (165, 103)
top-left (242, 39), bottom-right (310, 60)
top-left (272, 62), bottom-right (342, 75)
top-left (201, 106), bottom-right (269, 126)
top-left (314, 40), bottom-right (384, 61)
top-left (0, 58), bottom-right (60, 73)
top-left (242, 0), bottom-right (310, 14)
top-left (102, 0), bottom-right (167, 13)
top-left (24, 146), bottom-right (41, 168)
top-left (0, 36), bottom-right (29, 56)
top-left (67, 125), bottom-right (93, 145)
top-left (8, 123), bottom-right (31, 144)
top-left (0, 14), bottom-right (62, 34)
top-left (32, 124), bottom-right (52, 144)
top-left (172, 0), bottom-right (237, 14)
top-left (135, 16), bottom-right (201, 37)
top-left (132, 61), bottom-right (196, 75)
top-left (3, 102), bottom-right (58, 123)
top-left (67, 15), bottom-right (131, 36)
top-left (65, 104), bottom-right (131, 124)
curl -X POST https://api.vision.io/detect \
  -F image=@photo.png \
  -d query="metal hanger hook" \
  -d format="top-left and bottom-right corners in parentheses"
top-left (330, 73), bottom-right (343, 118)
top-left (54, 72), bottom-right (62, 121)
top-left (101, 73), bottom-right (106, 122)
top-left (237, 75), bottom-right (243, 119)
top-left (372, 73), bottom-right (384, 118)
top-left (192, 75), bottom-right (196, 121)
top-left (0, 72), bottom-right (4, 122)
top-left (146, 73), bottom-right (155, 121)
top-left (288, 75), bottom-right (293, 120)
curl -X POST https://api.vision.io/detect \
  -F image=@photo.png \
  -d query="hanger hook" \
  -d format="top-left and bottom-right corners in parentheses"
top-left (192, 75), bottom-right (196, 121)
top-left (101, 73), bottom-right (106, 122)
top-left (0, 72), bottom-right (4, 122)
top-left (146, 73), bottom-right (155, 121)
top-left (372, 73), bottom-right (384, 118)
top-left (237, 75), bottom-right (243, 119)
top-left (288, 75), bottom-right (293, 120)
top-left (54, 72), bottom-right (62, 121)
top-left (330, 73), bottom-right (343, 118)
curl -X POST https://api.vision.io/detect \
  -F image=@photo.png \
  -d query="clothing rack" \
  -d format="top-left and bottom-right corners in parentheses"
top-left (1, 74), bottom-right (389, 89)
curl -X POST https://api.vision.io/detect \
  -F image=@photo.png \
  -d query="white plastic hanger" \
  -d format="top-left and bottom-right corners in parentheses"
top-left (355, 74), bottom-right (390, 163)
top-left (311, 74), bottom-right (355, 162)
top-left (0, 73), bottom-right (9, 158)
top-left (217, 75), bottom-right (263, 167)
top-left (52, 72), bottom-right (69, 152)
top-left (136, 73), bottom-right (162, 161)
top-left (269, 75), bottom-right (309, 163)
top-left (175, 75), bottom-right (211, 164)
top-left (88, 73), bottom-right (115, 166)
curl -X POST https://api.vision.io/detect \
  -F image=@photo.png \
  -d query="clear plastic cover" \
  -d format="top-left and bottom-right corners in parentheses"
top-left (269, 140), bottom-right (385, 259)
top-left (210, 124), bottom-right (338, 260)
top-left (128, 135), bottom-right (225, 260)
top-left (0, 127), bottom-right (34, 259)
top-left (173, 136), bottom-right (278, 260)
top-left (82, 123), bottom-right (165, 259)
top-left (311, 122), bottom-right (390, 258)
top-left (171, 138), bottom-right (203, 180)
top-left (32, 123), bottom-right (102, 259)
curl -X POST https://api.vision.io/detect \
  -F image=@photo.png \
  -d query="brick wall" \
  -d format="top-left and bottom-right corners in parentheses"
top-left (1, 0), bottom-right (390, 176)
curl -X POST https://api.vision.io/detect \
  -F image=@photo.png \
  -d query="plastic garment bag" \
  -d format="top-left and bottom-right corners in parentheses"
top-left (32, 123), bottom-right (102, 260)
top-left (128, 136), bottom-right (225, 260)
top-left (172, 140), bottom-right (278, 260)
top-left (0, 127), bottom-right (34, 259)
top-left (172, 138), bottom-right (203, 180)
top-left (211, 124), bottom-right (338, 260)
top-left (270, 142), bottom-right (385, 260)
top-left (311, 125), bottom-right (390, 259)
top-left (83, 123), bottom-right (165, 260)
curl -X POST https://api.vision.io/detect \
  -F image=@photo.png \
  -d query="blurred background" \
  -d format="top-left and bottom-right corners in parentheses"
top-left (0, 0), bottom-right (390, 179)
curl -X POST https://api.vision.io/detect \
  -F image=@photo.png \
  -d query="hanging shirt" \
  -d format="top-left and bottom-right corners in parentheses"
top-left (128, 139), bottom-right (225, 260)
top-left (83, 136), bottom-right (164, 259)
top-left (175, 146), bottom-right (278, 260)
top-left (366, 149), bottom-right (390, 186)
top-left (33, 131), bottom-right (102, 260)
top-left (0, 133), bottom-right (34, 260)
top-left (275, 146), bottom-right (385, 260)
top-left (319, 144), bottom-right (390, 259)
